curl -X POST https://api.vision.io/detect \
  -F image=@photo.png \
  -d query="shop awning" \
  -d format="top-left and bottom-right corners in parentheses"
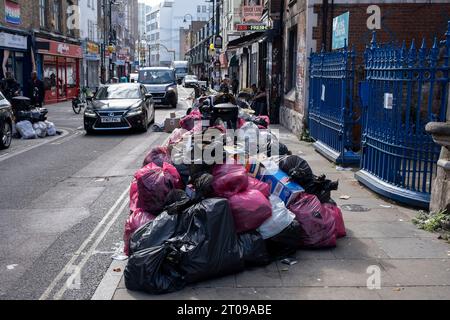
top-left (227, 32), bottom-right (266, 50)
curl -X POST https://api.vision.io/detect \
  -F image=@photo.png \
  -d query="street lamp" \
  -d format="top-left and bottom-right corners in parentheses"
top-left (183, 14), bottom-right (193, 24)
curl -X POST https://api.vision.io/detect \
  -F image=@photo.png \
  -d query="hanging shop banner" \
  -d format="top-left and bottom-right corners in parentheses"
top-left (5, 0), bottom-right (21, 25)
top-left (36, 38), bottom-right (83, 58)
top-left (242, 4), bottom-right (263, 23)
top-left (0, 32), bottom-right (27, 50)
top-left (332, 12), bottom-right (350, 50)
top-left (85, 41), bottom-right (100, 61)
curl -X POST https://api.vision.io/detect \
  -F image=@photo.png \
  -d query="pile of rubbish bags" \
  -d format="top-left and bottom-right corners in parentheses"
top-left (15, 120), bottom-right (57, 139)
top-left (122, 106), bottom-right (346, 295)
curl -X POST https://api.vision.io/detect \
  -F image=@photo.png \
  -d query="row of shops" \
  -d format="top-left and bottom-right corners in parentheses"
top-left (0, 27), bottom-right (134, 104)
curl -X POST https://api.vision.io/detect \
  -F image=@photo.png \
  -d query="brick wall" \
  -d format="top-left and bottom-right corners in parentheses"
top-left (313, 3), bottom-right (450, 63)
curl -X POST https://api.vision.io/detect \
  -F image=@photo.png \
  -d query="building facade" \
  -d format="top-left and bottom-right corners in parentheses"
top-left (146, 0), bottom-right (213, 66)
top-left (80, 0), bottom-right (101, 89)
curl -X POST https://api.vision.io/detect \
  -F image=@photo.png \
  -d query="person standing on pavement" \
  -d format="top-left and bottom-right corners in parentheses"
top-left (232, 73), bottom-right (239, 96)
top-left (28, 71), bottom-right (45, 108)
top-left (252, 85), bottom-right (267, 116)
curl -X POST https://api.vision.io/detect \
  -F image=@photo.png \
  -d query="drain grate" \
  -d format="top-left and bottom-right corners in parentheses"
top-left (341, 204), bottom-right (371, 212)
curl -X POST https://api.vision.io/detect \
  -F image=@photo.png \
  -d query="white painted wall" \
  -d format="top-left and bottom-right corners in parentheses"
top-left (79, 0), bottom-right (99, 42)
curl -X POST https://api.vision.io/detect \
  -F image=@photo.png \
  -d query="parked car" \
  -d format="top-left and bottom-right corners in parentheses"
top-left (0, 90), bottom-right (13, 149)
top-left (83, 83), bottom-right (155, 134)
top-left (138, 67), bottom-right (178, 108)
top-left (183, 75), bottom-right (199, 88)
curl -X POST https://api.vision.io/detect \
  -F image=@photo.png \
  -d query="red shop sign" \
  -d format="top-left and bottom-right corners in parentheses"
top-left (36, 37), bottom-right (83, 58)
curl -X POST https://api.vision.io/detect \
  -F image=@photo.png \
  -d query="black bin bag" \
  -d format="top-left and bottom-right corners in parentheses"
top-left (238, 231), bottom-right (271, 267)
top-left (265, 220), bottom-right (303, 259)
top-left (125, 198), bottom-right (245, 294)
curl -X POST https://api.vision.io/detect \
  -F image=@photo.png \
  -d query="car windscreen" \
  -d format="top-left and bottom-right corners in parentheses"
top-left (185, 75), bottom-right (197, 81)
top-left (139, 70), bottom-right (175, 84)
top-left (95, 86), bottom-right (141, 100)
top-left (175, 68), bottom-right (188, 75)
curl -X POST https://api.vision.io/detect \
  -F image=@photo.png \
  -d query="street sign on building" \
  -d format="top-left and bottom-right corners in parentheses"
top-left (214, 36), bottom-right (223, 49)
top-left (332, 12), bottom-right (350, 50)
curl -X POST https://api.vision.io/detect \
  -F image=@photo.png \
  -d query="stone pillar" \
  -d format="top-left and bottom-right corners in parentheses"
top-left (426, 91), bottom-right (450, 214)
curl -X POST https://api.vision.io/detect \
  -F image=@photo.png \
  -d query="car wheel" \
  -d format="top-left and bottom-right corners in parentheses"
top-left (84, 125), bottom-right (95, 135)
top-left (139, 112), bottom-right (149, 132)
top-left (0, 121), bottom-right (12, 150)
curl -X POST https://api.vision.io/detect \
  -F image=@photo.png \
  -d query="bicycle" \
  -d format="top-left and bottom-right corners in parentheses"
top-left (72, 87), bottom-right (94, 114)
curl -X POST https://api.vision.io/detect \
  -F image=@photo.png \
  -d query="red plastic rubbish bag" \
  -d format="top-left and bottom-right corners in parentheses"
top-left (324, 203), bottom-right (347, 238)
top-left (135, 163), bottom-right (182, 214)
top-left (229, 189), bottom-right (272, 234)
top-left (130, 178), bottom-right (139, 213)
top-left (248, 177), bottom-right (270, 198)
top-left (288, 194), bottom-right (337, 248)
top-left (212, 163), bottom-right (249, 198)
top-left (180, 109), bottom-right (202, 131)
top-left (143, 147), bottom-right (172, 167)
top-left (124, 209), bottom-right (156, 256)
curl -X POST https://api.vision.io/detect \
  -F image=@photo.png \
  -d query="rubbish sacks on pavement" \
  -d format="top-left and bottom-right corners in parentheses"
top-left (288, 193), bottom-right (338, 249)
top-left (123, 97), bottom-right (348, 295)
top-left (228, 189), bottom-right (272, 234)
top-left (125, 198), bottom-right (244, 294)
top-left (258, 196), bottom-right (296, 240)
top-left (135, 162), bottom-right (183, 214)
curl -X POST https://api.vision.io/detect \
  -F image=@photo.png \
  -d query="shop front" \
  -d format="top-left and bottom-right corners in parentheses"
top-left (83, 41), bottom-right (101, 89)
top-left (0, 28), bottom-right (32, 94)
top-left (35, 38), bottom-right (82, 104)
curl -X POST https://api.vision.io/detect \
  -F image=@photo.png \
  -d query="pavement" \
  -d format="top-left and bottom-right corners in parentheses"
top-left (0, 86), bottom-right (194, 300)
top-left (100, 126), bottom-right (450, 301)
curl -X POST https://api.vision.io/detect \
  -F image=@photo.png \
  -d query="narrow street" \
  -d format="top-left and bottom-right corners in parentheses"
top-left (0, 86), bottom-right (194, 300)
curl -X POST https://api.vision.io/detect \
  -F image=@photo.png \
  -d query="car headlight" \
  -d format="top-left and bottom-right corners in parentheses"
top-left (167, 85), bottom-right (177, 92)
top-left (84, 108), bottom-right (97, 117)
top-left (127, 105), bottom-right (144, 117)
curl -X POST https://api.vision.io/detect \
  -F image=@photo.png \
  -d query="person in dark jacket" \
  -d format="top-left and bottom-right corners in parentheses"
top-left (1, 72), bottom-right (21, 101)
top-left (28, 71), bottom-right (45, 107)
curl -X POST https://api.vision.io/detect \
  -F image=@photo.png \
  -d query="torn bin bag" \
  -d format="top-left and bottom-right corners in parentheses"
top-left (123, 209), bottom-right (156, 256)
top-left (135, 162), bottom-right (183, 214)
top-left (238, 231), bottom-right (271, 267)
top-left (228, 189), bottom-right (272, 234)
top-left (125, 198), bottom-right (244, 294)
top-left (288, 194), bottom-right (337, 248)
top-left (212, 163), bottom-right (249, 198)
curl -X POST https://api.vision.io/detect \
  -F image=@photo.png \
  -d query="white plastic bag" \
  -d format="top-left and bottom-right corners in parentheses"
top-left (258, 195), bottom-right (296, 240)
top-left (45, 121), bottom-right (57, 136)
top-left (33, 122), bottom-right (47, 138)
top-left (16, 121), bottom-right (37, 140)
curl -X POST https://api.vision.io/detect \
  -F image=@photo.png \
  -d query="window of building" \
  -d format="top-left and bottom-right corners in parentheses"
top-left (53, 0), bottom-right (61, 32)
top-left (197, 6), bottom-right (201, 13)
top-left (39, 0), bottom-right (47, 28)
top-left (287, 26), bottom-right (298, 92)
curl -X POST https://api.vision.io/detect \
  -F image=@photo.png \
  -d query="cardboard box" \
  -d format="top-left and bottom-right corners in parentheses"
top-left (164, 113), bottom-right (181, 133)
top-left (258, 160), bottom-right (304, 206)
top-left (245, 154), bottom-right (268, 177)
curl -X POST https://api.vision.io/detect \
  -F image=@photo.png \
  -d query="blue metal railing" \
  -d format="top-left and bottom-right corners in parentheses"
top-left (356, 22), bottom-right (450, 208)
top-left (308, 45), bottom-right (361, 165)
